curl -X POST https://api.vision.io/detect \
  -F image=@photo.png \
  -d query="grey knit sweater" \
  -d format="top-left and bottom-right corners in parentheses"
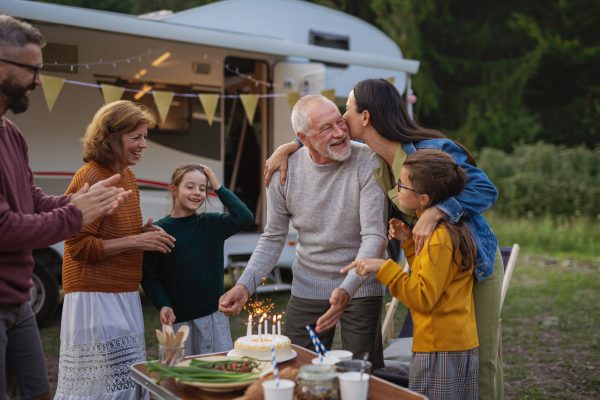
top-left (238, 141), bottom-right (388, 300)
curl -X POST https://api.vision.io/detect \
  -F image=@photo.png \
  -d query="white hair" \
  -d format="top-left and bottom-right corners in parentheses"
top-left (291, 94), bottom-right (336, 136)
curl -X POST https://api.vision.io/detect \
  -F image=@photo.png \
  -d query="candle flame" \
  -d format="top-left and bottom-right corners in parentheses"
top-left (278, 315), bottom-right (282, 320)
top-left (248, 315), bottom-right (252, 321)
top-left (273, 315), bottom-right (276, 323)
top-left (259, 316), bottom-right (264, 323)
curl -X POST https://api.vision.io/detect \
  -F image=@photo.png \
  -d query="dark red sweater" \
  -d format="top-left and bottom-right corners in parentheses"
top-left (0, 117), bottom-right (82, 304)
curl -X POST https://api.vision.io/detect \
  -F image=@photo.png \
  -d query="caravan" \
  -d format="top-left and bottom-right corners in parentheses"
top-left (3, 0), bottom-right (419, 325)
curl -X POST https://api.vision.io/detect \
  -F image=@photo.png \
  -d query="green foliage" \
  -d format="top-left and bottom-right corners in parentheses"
top-left (486, 212), bottom-right (600, 257)
top-left (370, 0), bottom-right (600, 152)
top-left (478, 143), bottom-right (600, 218)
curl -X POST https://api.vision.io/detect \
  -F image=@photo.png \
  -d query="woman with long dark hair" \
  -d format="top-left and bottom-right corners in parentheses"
top-left (265, 79), bottom-right (504, 400)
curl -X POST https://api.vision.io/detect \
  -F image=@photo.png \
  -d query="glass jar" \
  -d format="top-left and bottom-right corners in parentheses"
top-left (296, 364), bottom-right (339, 400)
top-left (159, 343), bottom-right (185, 366)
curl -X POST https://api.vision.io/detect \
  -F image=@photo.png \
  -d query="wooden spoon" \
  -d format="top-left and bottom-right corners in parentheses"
top-left (155, 329), bottom-right (165, 345)
top-left (178, 325), bottom-right (190, 343)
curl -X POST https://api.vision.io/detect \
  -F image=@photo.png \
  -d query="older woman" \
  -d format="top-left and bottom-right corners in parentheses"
top-left (56, 101), bottom-right (175, 400)
top-left (265, 79), bottom-right (504, 400)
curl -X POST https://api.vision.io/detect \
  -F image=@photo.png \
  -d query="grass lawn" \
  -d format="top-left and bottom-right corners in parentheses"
top-left (39, 252), bottom-right (599, 398)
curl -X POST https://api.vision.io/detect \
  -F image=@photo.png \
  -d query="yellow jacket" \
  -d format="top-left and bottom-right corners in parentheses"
top-left (376, 226), bottom-right (478, 353)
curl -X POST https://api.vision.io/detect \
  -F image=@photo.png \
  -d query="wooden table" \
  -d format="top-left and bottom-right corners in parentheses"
top-left (131, 345), bottom-right (425, 400)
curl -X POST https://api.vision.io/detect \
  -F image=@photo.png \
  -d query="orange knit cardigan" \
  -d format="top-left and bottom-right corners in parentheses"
top-left (62, 162), bottom-right (143, 294)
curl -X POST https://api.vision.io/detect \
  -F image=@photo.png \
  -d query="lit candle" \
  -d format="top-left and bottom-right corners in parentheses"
top-left (246, 315), bottom-right (252, 337)
top-left (272, 315), bottom-right (276, 337)
top-left (277, 315), bottom-right (282, 336)
top-left (258, 316), bottom-right (264, 342)
top-left (263, 313), bottom-right (268, 335)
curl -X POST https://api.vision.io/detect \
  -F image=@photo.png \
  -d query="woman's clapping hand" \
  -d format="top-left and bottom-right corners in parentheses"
top-left (133, 230), bottom-right (176, 253)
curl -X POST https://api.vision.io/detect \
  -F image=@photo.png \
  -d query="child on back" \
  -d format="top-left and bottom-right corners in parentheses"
top-left (342, 149), bottom-right (479, 400)
top-left (142, 163), bottom-right (253, 355)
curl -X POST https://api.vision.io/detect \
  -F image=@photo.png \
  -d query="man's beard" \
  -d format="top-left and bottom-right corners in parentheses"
top-left (0, 77), bottom-right (35, 114)
top-left (324, 132), bottom-right (352, 161)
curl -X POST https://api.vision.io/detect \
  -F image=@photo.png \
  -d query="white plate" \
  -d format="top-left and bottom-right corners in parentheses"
top-left (174, 356), bottom-right (273, 392)
top-left (227, 349), bottom-right (297, 363)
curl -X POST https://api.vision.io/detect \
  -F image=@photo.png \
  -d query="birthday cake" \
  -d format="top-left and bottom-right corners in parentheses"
top-left (232, 334), bottom-right (293, 361)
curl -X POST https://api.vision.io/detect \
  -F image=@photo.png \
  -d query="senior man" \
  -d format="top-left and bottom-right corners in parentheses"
top-left (219, 94), bottom-right (388, 368)
top-left (0, 15), bottom-right (130, 400)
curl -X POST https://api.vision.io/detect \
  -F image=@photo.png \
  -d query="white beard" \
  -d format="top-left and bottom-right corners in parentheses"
top-left (327, 141), bottom-right (352, 161)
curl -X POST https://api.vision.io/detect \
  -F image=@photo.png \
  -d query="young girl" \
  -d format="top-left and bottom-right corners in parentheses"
top-left (142, 163), bottom-right (253, 355)
top-left (342, 149), bottom-right (479, 400)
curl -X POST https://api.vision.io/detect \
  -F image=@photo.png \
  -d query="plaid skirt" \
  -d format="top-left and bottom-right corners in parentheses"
top-left (409, 348), bottom-right (479, 400)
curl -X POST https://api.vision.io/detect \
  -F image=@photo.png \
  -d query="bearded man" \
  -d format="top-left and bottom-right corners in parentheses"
top-left (219, 94), bottom-right (388, 368)
top-left (0, 15), bottom-right (130, 400)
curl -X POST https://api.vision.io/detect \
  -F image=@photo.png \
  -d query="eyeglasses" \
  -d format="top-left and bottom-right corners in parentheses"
top-left (397, 178), bottom-right (419, 193)
top-left (0, 58), bottom-right (43, 81)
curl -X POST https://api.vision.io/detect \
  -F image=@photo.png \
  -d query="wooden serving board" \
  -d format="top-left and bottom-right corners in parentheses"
top-left (131, 345), bottom-right (425, 400)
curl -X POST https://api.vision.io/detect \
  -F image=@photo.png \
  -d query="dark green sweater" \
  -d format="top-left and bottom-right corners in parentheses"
top-left (141, 187), bottom-right (253, 322)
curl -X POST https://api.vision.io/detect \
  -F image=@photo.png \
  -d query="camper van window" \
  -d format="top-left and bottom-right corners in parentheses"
top-left (309, 30), bottom-right (349, 69)
top-left (42, 43), bottom-right (79, 74)
top-left (96, 78), bottom-right (221, 161)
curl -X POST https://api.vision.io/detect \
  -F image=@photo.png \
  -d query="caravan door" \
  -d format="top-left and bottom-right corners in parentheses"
top-left (272, 62), bottom-right (326, 151)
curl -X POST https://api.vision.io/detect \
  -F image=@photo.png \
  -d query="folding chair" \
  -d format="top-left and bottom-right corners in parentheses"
top-left (374, 245), bottom-right (519, 386)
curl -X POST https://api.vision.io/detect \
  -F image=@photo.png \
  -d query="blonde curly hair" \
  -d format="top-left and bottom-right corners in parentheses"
top-left (81, 100), bottom-right (156, 168)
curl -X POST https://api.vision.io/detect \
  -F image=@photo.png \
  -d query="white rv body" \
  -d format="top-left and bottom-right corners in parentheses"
top-left (2, 0), bottom-right (419, 321)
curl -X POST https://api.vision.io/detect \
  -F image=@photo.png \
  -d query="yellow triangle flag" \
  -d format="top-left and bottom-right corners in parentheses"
top-left (321, 89), bottom-right (335, 102)
top-left (152, 90), bottom-right (174, 124)
top-left (285, 92), bottom-right (301, 112)
top-left (385, 77), bottom-right (395, 85)
top-left (41, 75), bottom-right (64, 113)
top-left (101, 84), bottom-right (124, 104)
top-left (199, 94), bottom-right (219, 126)
top-left (239, 94), bottom-right (259, 124)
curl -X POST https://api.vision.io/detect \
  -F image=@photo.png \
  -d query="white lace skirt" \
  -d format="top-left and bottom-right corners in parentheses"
top-left (55, 291), bottom-right (148, 400)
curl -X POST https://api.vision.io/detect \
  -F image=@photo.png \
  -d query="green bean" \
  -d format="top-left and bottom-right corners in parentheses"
top-left (145, 361), bottom-right (263, 384)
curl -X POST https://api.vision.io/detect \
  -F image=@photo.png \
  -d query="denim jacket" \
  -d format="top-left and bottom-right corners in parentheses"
top-left (404, 139), bottom-right (499, 281)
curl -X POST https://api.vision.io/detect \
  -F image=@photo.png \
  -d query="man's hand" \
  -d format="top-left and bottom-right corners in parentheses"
top-left (142, 218), bottom-right (164, 233)
top-left (219, 284), bottom-right (250, 316)
top-left (388, 218), bottom-right (413, 242)
top-left (70, 183), bottom-right (124, 227)
top-left (412, 207), bottom-right (447, 255)
top-left (88, 174), bottom-right (132, 215)
top-left (160, 307), bottom-right (176, 326)
top-left (264, 142), bottom-right (299, 188)
top-left (315, 288), bottom-right (350, 333)
top-left (340, 258), bottom-right (386, 276)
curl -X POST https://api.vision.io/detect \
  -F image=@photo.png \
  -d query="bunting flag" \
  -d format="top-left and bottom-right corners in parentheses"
top-left (385, 77), bottom-right (395, 85)
top-left (152, 90), bottom-right (174, 123)
top-left (285, 92), bottom-right (301, 112)
top-left (199, 94), bottom-right (219, 126)
top-left (41, 75), bottom-right (64, 113)
top-left (321, 89), bottom-right (335, 102)
top-left (239, 94), bottom-right (259, 124)
top-left (101, 84), bottom-right (124, 104)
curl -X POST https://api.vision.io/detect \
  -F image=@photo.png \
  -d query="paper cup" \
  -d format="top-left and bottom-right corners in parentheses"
top-left (328, 350), bottom-right (353, 361)
top-left (338, 372), bottom-right (370, 400)
top-left (311, 356), bottom-right (340, 365)
top-left (262, 379), bottom-right (295, 400)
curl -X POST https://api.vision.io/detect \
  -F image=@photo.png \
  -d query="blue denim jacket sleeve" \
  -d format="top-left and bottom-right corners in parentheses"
top-left (406, 140), bottom-right (498, 223)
